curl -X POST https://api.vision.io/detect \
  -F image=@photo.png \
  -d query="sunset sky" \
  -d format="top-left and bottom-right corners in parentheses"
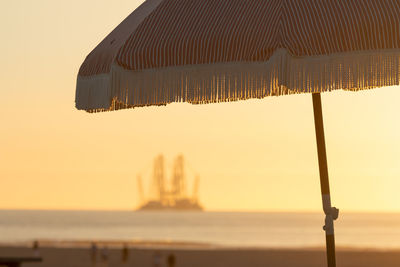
top-left (1, 0), bottom-right (399, 212)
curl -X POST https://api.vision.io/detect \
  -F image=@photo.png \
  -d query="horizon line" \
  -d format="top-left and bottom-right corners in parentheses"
top-left (1, 208), bottom-right (400, 214)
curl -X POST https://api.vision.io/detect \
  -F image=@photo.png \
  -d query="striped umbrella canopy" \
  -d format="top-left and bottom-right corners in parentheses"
top-left (76, 0), bottom-right (400, 112)
top-left (75, 1), bottom-right (400, 266)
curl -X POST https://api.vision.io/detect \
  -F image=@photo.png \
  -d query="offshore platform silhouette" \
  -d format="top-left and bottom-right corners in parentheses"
top-left (137, 155), bottom-right (203, 211)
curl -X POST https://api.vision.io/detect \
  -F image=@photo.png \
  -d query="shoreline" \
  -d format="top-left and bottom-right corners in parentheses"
top-left (2, 240), bottom-right (400, 252)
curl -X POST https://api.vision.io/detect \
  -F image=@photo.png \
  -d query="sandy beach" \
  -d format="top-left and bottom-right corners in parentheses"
top-left (1, 242), bottom-right (400, 267)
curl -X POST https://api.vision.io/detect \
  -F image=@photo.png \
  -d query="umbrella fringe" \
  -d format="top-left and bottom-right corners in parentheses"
top-left (76, 49), bottom-right (400, 113)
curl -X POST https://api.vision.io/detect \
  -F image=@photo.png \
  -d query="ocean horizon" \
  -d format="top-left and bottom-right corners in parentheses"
top-left (1, 210), bottom-right (400, 249)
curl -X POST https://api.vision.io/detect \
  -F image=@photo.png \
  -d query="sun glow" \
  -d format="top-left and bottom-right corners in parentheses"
top-left (1, 0), bottom-right (399, 212)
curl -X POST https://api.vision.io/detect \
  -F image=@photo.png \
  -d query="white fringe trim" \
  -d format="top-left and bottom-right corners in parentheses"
top-left (76, 49), bottom-right (400, 112)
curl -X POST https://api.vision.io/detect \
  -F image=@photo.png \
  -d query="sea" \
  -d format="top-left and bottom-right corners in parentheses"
top-left (1, 210), bottom-right (400, 249)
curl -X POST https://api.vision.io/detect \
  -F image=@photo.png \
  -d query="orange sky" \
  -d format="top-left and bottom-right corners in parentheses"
top-left (1, 0), bottom-right (399, 212)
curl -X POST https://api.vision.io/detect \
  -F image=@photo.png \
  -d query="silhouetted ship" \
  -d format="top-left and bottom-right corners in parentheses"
top-left (137, 155), bottom-right (203, 211)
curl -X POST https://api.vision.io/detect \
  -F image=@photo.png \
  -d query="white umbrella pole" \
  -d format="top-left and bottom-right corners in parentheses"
top-left (312, 93), bottom-right (339, 267)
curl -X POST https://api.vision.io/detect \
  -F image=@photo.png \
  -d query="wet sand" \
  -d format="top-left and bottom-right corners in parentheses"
top-left (1, 242), bottom-right (400, 267)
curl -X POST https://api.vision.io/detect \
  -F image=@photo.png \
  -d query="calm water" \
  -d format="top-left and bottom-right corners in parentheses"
top-left (1, 210), bottom-right (400, 249)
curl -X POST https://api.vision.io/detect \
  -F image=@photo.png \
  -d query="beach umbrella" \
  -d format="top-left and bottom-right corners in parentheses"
top-left (75, 1), bottom-right (400, 266)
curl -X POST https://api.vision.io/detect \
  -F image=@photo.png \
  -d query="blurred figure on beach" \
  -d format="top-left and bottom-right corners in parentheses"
top-left (121, 244), bottom-right (129, 264)
top-left (100, 246), bottom-right (109, 267)
top-left (32, 240), bottom-right (40, 257)
top-left (153, 251), bottom-right (162, 267)
top-left (167, 254), bottom-right (176, 267)
top-left (90, 242), bottom-right (97, 266)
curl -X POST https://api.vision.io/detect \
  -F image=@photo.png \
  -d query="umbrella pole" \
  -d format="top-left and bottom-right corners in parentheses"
top-left (312, 93), bottom-right (339, 267)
